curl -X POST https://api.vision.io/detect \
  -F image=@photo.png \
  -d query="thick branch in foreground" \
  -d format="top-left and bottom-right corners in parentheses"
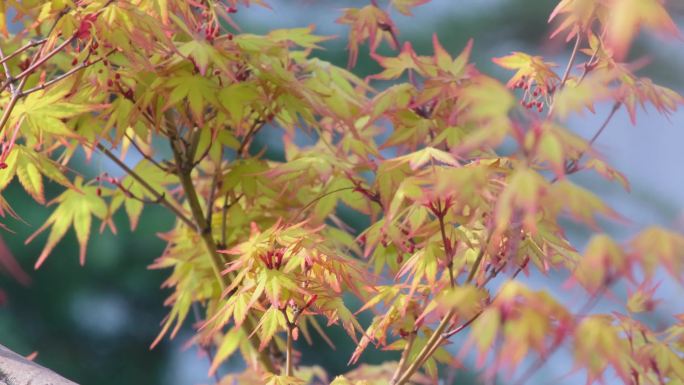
top-left (0, 344), bottom-right (78, 385)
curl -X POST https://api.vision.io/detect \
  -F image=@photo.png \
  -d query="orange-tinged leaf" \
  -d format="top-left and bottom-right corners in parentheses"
top-left (371, 41), bottom-right (427, 80)
top-left (605, 0), bottom-right (681, 60)
top-left (337, 6), bottom-right (398, 67)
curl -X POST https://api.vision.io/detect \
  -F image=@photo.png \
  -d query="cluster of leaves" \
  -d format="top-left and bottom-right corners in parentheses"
top-left (0, 0), bottom-right (683, 384)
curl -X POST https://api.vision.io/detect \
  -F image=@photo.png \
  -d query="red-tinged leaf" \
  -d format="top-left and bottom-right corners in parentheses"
top-left (76, 13), bottom-right (98, 40)
top-left (605, 0), bottom-right (681, 60)
top-left (337, 6), bottom-right (398, 68)
top-left (371, 41), bottom-right (429, 80)
top-left (450, 38), bottom-right (473, 78)
top-left (432, 33), bottom-right (451, 70)
top-left (548, 0), bottom-right (601, 41)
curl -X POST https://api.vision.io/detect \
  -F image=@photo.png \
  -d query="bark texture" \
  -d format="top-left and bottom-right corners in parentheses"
top-left (0, 345), bottom-right (78, 385)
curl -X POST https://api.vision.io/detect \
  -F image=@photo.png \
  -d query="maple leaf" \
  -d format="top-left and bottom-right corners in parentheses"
top-left (390, 0), bottom-right (431, 16)
top-left (14, 89), bottom-right (93, 137)
top-left (337, 5), bottom-right (399, 68)
top-left (492, 52), bottom-right (559, 93)
top-left (0, 146), bottom-right (72, 204)
top-left (548, 0), bottom-right (602, 41)
top-left (605, 0), bottom-right (681, 60)
top-left (25, 177), bottom-right (107, 268)
top-left (164, 70), bottom-right (218, 121)
top-left (495, 166), bottom-right (549, 233)
top-left (630, 227), bottom-right (684, 281)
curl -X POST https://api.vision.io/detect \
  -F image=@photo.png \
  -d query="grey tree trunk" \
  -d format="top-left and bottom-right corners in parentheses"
top-left (0, 345), bottom-right (78, 385)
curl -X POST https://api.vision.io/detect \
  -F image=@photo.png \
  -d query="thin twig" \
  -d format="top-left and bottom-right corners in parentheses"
top-left (393, 232), bottom-right (493, 385)
top-left (435, 200), bottom-right (455, 288)
top-left (390, 332), bottom-right (416, 385)
top-left (559, 34), bottom-right (581, 90)
top-left (20, 49), bottom-right (116, 97)
top-left (548, 34), bottom-right (582, 116)
top-left (96, 143), bottom-right (195, 228)
top-left (12, 35), bottom-right (77, 83)
top-left (561, 101), bottom-right (621, 177)
top-left (0, 39), bottom-right (47, 66)
top-left (0, 47), bottom-right (16, 93)
top-left (237, 116), bottom-right (266, 157)
top-left (123, 132), bottom-right (172, 173)
top-left (168, 128), bottom-right (276, 373)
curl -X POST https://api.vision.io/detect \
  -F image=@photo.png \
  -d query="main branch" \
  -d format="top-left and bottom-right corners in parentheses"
top-left (167, 131), bottom-right (276, 373)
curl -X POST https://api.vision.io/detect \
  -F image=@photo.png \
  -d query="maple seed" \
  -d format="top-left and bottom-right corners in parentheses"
top-left (227, 7), bottom-right (238, 13)
top-left (71, 58), bottom-right (78, 66)
top-left (0, 162), bottom-right (6, 169)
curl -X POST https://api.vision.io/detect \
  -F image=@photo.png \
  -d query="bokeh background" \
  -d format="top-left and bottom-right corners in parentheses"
top-left (1, 1), bottom-right (683, 384)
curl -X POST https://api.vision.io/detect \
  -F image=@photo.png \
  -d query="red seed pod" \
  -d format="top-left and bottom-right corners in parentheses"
top-left (71, 57), bottom-right (79, 66)
top-left (227, 33), bottom-right (233, 40)
top-left (537, 105), bottom-right (543, 113)
top-left (97, 188), bottom-right (102, 197)
top-left (227, 7), bottom-right (238, 13)
top-left (115, 73), bottom-right (121, 80)
top-left (0, 162), bottom-right (7, 169)
top-left (107, 79), bottom-right (113, 87)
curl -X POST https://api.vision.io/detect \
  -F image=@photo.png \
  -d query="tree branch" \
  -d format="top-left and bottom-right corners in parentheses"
top-left (0, 344), bottom-right (78, 385)
top-left (167, 130), bottom-right (276, 373)
top-left (95, 143), bottom-right (195, 228)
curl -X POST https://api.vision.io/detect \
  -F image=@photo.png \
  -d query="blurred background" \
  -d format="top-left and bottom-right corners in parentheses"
top-left (0, 1), bottom-right (682, 384)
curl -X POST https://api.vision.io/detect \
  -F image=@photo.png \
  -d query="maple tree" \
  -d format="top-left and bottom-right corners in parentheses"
top-left (0, 0), bottom-right (683, 384)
